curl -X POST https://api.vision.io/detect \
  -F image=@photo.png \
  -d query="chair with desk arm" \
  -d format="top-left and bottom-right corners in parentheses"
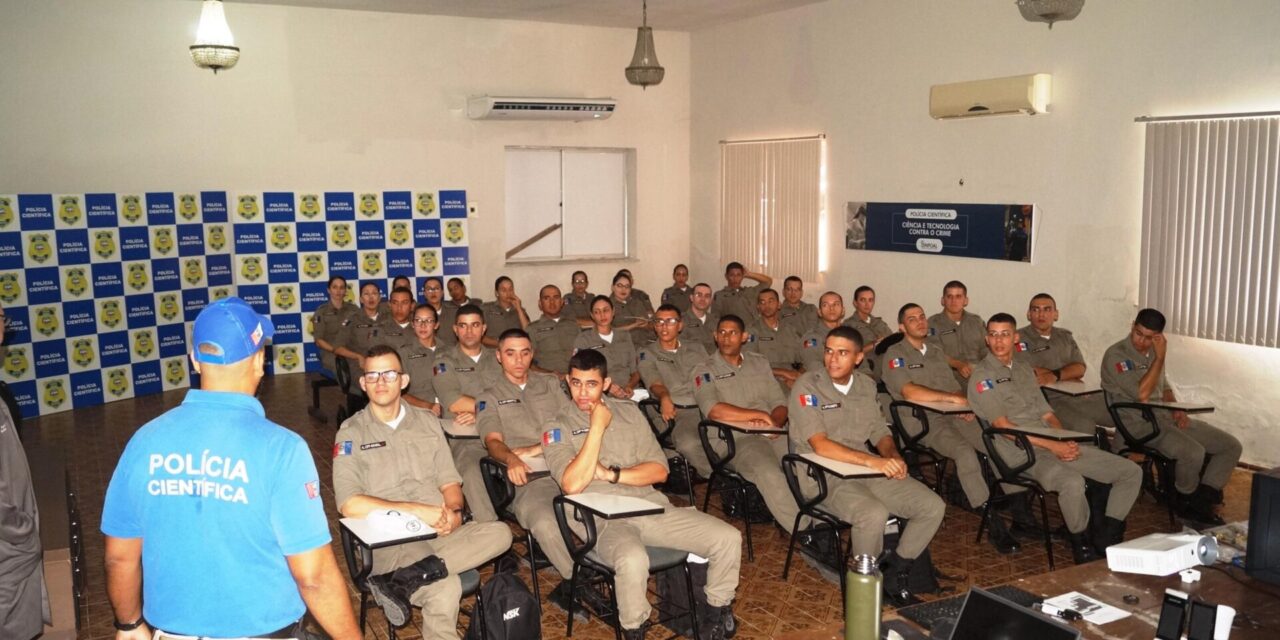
top-left (697, 418), bottom-right (774, 562)
top-left (975, 417), bottom-right (1061, 570)
top-left (637, 397), bottom-right (698, 505)
top-left (332, 357), bottom-right (369, 428)
top-left (779, 453), bottom-right (852, 582)
top-left (478, 456), bottom-right (555, 620)
top-left (886, 400), bottom-right (952, 496)
top-left (1103, 390), bottom-right (1178, 527)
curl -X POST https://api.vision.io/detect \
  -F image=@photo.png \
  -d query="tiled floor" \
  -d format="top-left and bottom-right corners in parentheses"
top-left (27, 373), bottom-right (1252, 640)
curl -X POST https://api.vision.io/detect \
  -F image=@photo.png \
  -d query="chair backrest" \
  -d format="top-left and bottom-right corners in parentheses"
top-left (1102, 390), bottom-right (1162, 449)
top-left (976, 416), bottom-right (1037, 481)
top-left (637, 398), bottom-right (676, 443)
top-left (780, 453), bottom-right (830, 512)
top-left (479, 457), bottom-right (517, 517)
top-left (551, 495), bottom-right (600, 563)
top-left (335, 356), bottom-right (353, 393)
top-left (886, 401), bottom-right (931, 452)
top-left (698, 419), bottom-right (737, 469)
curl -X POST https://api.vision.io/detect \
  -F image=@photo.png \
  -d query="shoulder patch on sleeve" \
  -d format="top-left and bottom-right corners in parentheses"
top-left (542, 428), bottom-right (562, 445)
top-left (334, 441), bottom-right (353, 457)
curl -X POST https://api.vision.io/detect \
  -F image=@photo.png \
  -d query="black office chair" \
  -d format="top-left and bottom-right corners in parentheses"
top-left (479, 456), bottom-right (555, 619)
top-left (551, 495), bottom-right (701, 639)
top-left (333, 357), bottom-right (368, 427)
top-left (1104, 391), bottom-right (1178, 527)
top-left (975, 417), bottom-right (1058, 570)
top-left (779, 453), bottom-right (852, 582)
top-left (697, 419), bottom-right (772, 562)
top-left (638, 398), bottom-right (697, 504)
top-left (886, 401), bottom-right (951, 496)
top-left (339, 526), bottom-right (483, 638)
top-left (308, 369), bottom-right (339, 421)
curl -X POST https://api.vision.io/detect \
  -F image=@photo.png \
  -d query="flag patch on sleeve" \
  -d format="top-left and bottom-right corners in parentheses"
top-left (305, 480), bottom-right (320, 499)
top-left (803, 338), bottom-right (819, 348)
top-left (798, 394), bottom-right (819, 407)
top-left (694, 372), bottom-right (712, 387)
top-left (333, 441), bottom-right (353, 458)
top-left (476, 401), bottom-right (486, 412)
top-left (888, 357), bottom-right (905, 369)
top-left (1115, 360), bottom-right (1134, 372)
top-left (433, 362), bottom-right (447, 375)
top-left (542, 428), bottom-right (562, 445)
top-left (975, 379), bottom-right (995, 393)
top-left (1015, 341), bottom-right (1029, 352)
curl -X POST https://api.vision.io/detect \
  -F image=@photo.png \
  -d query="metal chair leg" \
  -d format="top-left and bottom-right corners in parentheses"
top-left (782, 512), bottom-right (805, 579)
top-left (566, 567), bottom-right (578, 638)
top-left (740, 485), bottom-right (755, 562)
top-left (683, 563), bottom-right (702, 640)
top-left (1038, 493), bottom-right (1054, 571)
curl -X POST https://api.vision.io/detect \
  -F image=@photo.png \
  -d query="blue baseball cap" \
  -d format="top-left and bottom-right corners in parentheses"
top-left (191, 297), bottom-right (275, 364)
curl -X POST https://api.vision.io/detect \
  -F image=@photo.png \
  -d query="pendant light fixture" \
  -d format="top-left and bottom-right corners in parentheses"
top-left (190, 0), bottom-right (240, 73)
top-left (1016, 0), bottom-right (1085, 29)
top-left (625, 0), bottom-right (664, 89)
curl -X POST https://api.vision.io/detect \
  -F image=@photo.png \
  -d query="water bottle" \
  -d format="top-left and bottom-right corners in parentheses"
top-left (845, 553), bottom-right (882, 640)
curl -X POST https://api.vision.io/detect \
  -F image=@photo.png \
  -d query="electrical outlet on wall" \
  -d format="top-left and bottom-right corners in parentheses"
top-left (468, 203), bottom-right (478, 218)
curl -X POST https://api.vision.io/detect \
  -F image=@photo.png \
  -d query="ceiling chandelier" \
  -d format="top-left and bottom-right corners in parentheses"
top-left (625, 0), bottom-right (664, 89)
top-left (1016, 0), bottom-right (1085, 29)
top-left (190, 0), bottom-right (240, 73)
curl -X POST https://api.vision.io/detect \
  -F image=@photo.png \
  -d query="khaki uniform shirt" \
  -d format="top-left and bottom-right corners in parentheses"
top-left (1014, 326), bottom-right (1084, 371)
top-left (573, 330), bottom-right (638, 385)
top-left (480, 301), bottom-right (528, 342)
top-left (681, 310), bottom-right (718, 352)
top-left (780, 301), bottom-right (818, 335)
top-left (312, 301), bottom-right (358, 371)
top-left (611, 295), bottom-right (656, 345)
top-left (563, 291), bottom-right (595, 321)
top-left (1100, 337), bottom-right (1169, 402)
top-left (542, 397), bottom-right (670, 503)
top-left (926, 311), bottom-right (987, 366)
top-left (692, 351), bottom-right (787, 415)
top-left (398, 342), bottom-right (440, 404)
top-left (711, 284), bottom-right (764, 323)
top-left (844, 313), bottom-right (893, 346)
top-left (744, 317), bottom-right (801, 369)
top-left (333, 402), bottom-right (462, 510)
top-left (476, 372), bottom-right (572, 448)
top-left (661, 286), bottom-right (693, 313)
top-left (337, 311), bottom-right (399, 375)
top-left (798, 324), bottom-right (840, 373)
top-left (632, 288), bottom-right (653, 308)
top-left (432, 345), bottom-right (502, 419)
top-left (380, 320), bottom-right (417, 352)
top-left (881, 339), bottom-right (962, 399)
top-left (528, 315), bottom-right (581, 374)
top-left (637, 342), bottom-right (709, 405)
top-left (431, 303), bottom-right (458, 348)
top-left (789, 369), bottom-right (890, 455)
top-left (966, 353), bottom-right (1053, 428)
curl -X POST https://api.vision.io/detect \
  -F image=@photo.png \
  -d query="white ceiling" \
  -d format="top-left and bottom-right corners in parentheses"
top-left (228, 0), bottom-right (826, 31)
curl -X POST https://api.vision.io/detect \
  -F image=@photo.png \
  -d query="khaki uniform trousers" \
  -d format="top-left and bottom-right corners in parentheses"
top-left (1048, 394), bottom-right (1115, 435)
top-left (710, 433), bottom-right (800, 532)
top-left (993, 443), bottom-right (1143, 533)
top-left (910, 416), bottom-right (993, 509)
top-left (672, 407), bottom-right (713, 478)
top-left (371, 521), bottom-right (513, 640)
top-left (448, 438), bottom-right (497, 523)
top-left (510, 476), bottom-right (575, 578)
top-left (823, 476), bottom-right (945, 560)
top-left (1142, 418), bottom-right (1242, 494)
top-left (564, 506), bottom-right (742, 630)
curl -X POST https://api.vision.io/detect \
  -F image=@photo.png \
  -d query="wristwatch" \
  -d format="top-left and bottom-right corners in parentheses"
top-left (609, 465), bottom-right (621, 484)
top-left (1051, 368), bottom-right (1062, 381)
top-left (114, 617), bottom-right (145, 632)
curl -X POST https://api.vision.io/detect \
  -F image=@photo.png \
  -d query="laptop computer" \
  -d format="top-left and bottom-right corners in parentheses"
top-left (945, 587), bottom-right (1081, 640)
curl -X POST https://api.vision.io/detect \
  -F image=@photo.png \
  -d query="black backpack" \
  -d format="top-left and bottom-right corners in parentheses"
top-left (464, 556), bottom-right (540, 640)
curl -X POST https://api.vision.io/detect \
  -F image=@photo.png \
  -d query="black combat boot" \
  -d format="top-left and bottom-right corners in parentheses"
top-left (1068, 530), bottom-right (1099, 564)
top-left (985, 510), bottom-right (1021, 554)
top-left (1006, 493), bottom-right (1044, 538)
top-left (1093, 516), bottom-right (1127, 555)
top-left (880, 551), bottom-right (921, 607)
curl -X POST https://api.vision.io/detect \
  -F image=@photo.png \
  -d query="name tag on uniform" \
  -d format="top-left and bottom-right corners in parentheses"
top-left (940, 329), bottom-right (956, 336)
top-left (1032, 346), bottom-right (1049, 353)
top-left (497, 398), bottom-right (520, 406)
top-left (361, 441), bottom-right (387, 450)
top-left (715, 372), bottom-right (735, 380)
top-left (907, 363), bottom-right (924, 369)
top-left (760, 336), bottom-right (775, 342)
top-left (657, 357), bottom-right (675, 364)
top-left (821, 402), bottom-right (841, 410)
top-left (537, 326), bottom-right (554, 333)
top-left (457, 367), bottom-right (475, 373)
top-left (996, 377), bottom-right (1012, 384)
top-left (572, 427), bottom-right (590, 436)
top-left (408, 353), bottom-right (428, 359)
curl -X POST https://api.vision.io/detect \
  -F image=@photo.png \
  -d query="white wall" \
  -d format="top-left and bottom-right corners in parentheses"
top-left (0, 0), bottom-right (690, 304)
top-left (690, 0), bottom-right (1280, 466)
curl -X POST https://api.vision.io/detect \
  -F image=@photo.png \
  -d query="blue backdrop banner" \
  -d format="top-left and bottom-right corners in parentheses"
top-left (845, 201), bottom-right (1034, 262)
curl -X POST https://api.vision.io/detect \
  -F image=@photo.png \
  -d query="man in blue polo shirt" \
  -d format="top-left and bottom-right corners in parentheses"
top-left (101, 297), bottom-right (359, 640)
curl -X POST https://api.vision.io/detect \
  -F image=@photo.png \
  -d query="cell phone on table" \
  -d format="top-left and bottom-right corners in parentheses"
top-left (1156, 588), bottom-right (1189, 640)
top-left (1186, 600), bottom-right (1218, 640)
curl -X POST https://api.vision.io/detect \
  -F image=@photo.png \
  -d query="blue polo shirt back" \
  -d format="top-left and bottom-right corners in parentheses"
top-left (101, 389), bottom-right (330, 637)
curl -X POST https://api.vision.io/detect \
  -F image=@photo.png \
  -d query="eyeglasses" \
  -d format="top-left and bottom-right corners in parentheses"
top-left (572, 279), bottom-right (587, 284)
top-left (654, 318), bottom-right (680, 326)
top-left (424, 286), bottom-right (442, 292)
top-left (986, 330), bottom-right (1015, 338)
top-left (362, 370), bottom-right (404, 383)
top-left (614, 282), bottom-right (632, 289)
top-left (412, 318), bottom-right (436, 326)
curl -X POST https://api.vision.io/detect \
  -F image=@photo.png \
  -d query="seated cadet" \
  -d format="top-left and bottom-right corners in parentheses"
top-left (481, 276), bottom-right (530, 348)
top-left (1101, 309), bottom-right (1242, 525)
top-left (398, 303), bottom-right (442, 416)
top-left (616, 268), bottom-right (652, 308)
top-left (711, 261), bottom-right (772, 322)
top-left (789, 326), bottom-right (944, 605)
top-left (334, 346), bottom-right (512, 640)
top-left (969, 314), bottom-right (1143, 560)
top-left (692, 315), bottom-right (802, 534)
top-left (1015, 293), bottom-right (1113, 435)
top-left (681, 282), bottom-right (718, 352)
top-left (610, 272), bottom-right (656, 345)
top-left (779, 275), bottom-right (818, 334)
top-left (433, 304), bottom-right (503, 523)
top-left (799, 291), bottom-right (846, 374)
top-left (477, 329), bottom-right (581, 616)
top-left (564, 270), bottom-right (595, 325)
top-left (637, 304), bottom-right (713, 478)
top-left (573, 295), bottom-right (641, 399)
top-left (882, 303), bottom-right (1020, 553)
top-left (927, 280), bottom-right (987, 384)
top-left (528, 284), bottom-right (581, 379)
top-left (391, 275), bottom-right (412, 294)
top-left (661, 263), bottom-right (694, 313)
top-left (380, 286), bottom-right (419, 351)
top-left (844, 285), bottom-right (894, 359)
top-left (423, 276), bottom-right (457, 348)
top-left (744, 288), bottom-right (802, 389)
top-left (313, 275), bottom-right (357, 377)
top-left (545, 349), bottom-right (742, 640)
top-left (333, 282), bottom-right (394, 384)
top-left (446, 277), bottom-right (482, 308)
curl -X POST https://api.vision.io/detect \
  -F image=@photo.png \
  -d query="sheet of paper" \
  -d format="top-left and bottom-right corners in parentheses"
top-left (1044, 591), bottom-right (1130, 625)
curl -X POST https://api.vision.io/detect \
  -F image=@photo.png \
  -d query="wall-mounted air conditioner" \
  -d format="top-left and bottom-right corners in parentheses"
top-left (929, 73), bottom-right (1052, 119)
top-left (467, 96), bottom-right (616, 121)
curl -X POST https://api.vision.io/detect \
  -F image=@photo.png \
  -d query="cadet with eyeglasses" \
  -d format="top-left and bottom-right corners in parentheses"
top-left (779, 276), bottom-right (818, 334)
top-left (398, 303), bottom-right (443, 416)
top-left (422, 277), bottom-right (456, 348)
top-left (564, 270), bottom-right (595, 323)
top-left (637, 304), bottom-right (712, 477)
top-left (743, 288), bottom-right (803, 390)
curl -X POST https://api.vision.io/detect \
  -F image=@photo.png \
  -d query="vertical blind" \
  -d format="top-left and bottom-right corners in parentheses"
top-left (1141, 117), bottom-right (1279, 347)
top-left (720, 136), bottom-right (824, 282)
